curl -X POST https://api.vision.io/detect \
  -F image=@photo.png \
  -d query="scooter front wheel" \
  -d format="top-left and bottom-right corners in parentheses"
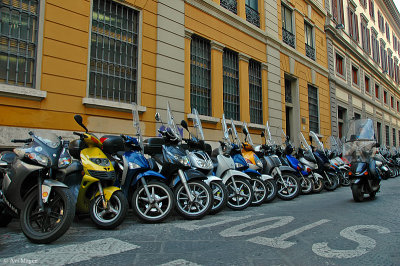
top-left (250, 177), bottom-right (268, 206)
top-left (312, 174), bottom-right (324, 193)
top-left (226, 177), bottom-right (253, 210)
top-left (20, 187), bottom-right (75, 244)
top-left (209, 180), bottom-right (228, 215)
top-left (132, 181), bottom-right (174, 223)
top-left (351, 183), bottom-right (364, 202)
top-left (264, 179), bottom-right (277, 203)
top-left (300, 177), bottom-right (314, 195)
top-left (90, 190), bottom-right (128, 229)
top-left (276, 173), bottom-right (300, 200)
top-left (174, 180), bottom-right (213, 220)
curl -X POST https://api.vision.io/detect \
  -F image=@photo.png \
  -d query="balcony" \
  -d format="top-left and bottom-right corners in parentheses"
top-left (282, 28), bottom-right (295, 48)
top-left (305, 43), bottom-right (316, 60)
top-left (220, 0), bottom-right (237, 14)
top-left (245, 5), bottom-right (260, 27)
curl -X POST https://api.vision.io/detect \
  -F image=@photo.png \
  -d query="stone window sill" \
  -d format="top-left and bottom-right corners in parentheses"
top-left (0, 84), bottom-right (46, 101)
top-left (187, 114), bottom-right (220, 124)
top-left (82, 98), bottom-right (146, 113)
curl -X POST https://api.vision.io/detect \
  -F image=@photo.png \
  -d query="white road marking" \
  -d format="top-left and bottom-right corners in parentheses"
top-left (0, 237), bottom-right (140, 266)
top-left (312, 225), bottom-right (390, 258)
top-left (175, 215), bottom-right (253, 231)
top-left (159, 259), bottom-right (202, 266)
top-left (219, 216), bottom-right (294, 237)
top-left (248, 219), bottom-right (330, 248)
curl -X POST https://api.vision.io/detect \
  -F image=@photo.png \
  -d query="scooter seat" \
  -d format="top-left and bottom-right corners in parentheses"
top-left (153, 153), bottom-right (164, 165)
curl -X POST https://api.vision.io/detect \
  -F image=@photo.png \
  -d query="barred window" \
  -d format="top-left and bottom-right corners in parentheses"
top-left (393, 128), bottom-right (396, 147)
top-left (249, 60), bottom-right (262, 124)
top-left (190, 35), bottom-right (211, 116)
top-left (0, 0), bottom-right (39, 88)
top-left (89, 0), bottom-right (139, 103)
top-left (308, 85), bottom-right (319, 134)
top-left (385, 125), bottom-right (389, 146)
top-left (223, 49), bottom-right (239, 121)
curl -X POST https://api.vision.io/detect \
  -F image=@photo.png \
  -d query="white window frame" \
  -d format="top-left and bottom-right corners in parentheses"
top-left (334, 49), bottom-right (346, 80)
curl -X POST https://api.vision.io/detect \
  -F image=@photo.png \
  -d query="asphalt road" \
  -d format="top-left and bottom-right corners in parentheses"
top-left (0, 177), bottom-right (399, 266)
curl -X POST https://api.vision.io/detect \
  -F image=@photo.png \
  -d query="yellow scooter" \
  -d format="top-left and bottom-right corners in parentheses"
top-left (67, 115), bottom-right (128, 229)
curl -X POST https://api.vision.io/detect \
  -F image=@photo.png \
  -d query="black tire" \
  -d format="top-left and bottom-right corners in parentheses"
top-left (264, 179), bottom-right (277, 203)
top-left (209, 180), bottom-right (228, 215)
top-left (174, 180), bottom-right (213, 220)
top-left (250, 177), bottom-right (268, 206)
top-left (131, 181), bottom-right (174, 223)
top-left (90, 190), bottom-right (128, 229)
top-left (20, 187), bottom-right (75, 244)
top-left (0, 207), bottom-right (13, 227)
top-left (369, 191), bottom-right (376, 199)
top-left (323, 172), bottom-right (338, 191)
top-left (340, 172), bottom-right (351, 186)
top-left (300, 177), bottom-right (314, 194)
top-left (351, 184), bottom-right (364, 202)
top-left (226, 176), bottom-right (253, 210)
top-left (311, 174), bottom-right (324, 193)
top-left (276, 172), bottom-right (300, 200)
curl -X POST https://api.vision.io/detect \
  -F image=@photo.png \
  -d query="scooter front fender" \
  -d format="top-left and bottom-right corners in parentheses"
top-left (221, 170), bottom-right (251, 184)
top-left (260, 174), bottom-right (273, 181)
top-left (41, 179), bottom-right (69, 203)
top-left (94, 186), bottom-right (121, 201)
top-left (204, 175), bottom-right (223, 186)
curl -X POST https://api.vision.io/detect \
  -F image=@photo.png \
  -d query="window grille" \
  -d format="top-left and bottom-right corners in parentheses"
top-left (393, 128), bottom-right (396, 147)
top-left (223, 49), bottom-right (239, 121)
top-left (305, 22), bottom-right (315, 60)
top-left (0, 0), bottom-right (39, 88)
top-left (220, 0), bottom-right (237, 14)
top-left (89, 0), bottom-right (139, 103)
top-left (245, 0), bottom-right (260, 27)
top-left (308, 85), bottom-right (319, 134)
top-left (282, 5), bottom-right (295, 48)
top-left (385, 125), bottom-right (389, 146)
top-left (190, 35), bottom-right (211, 116)
top-left (249, 59), bottom-right (262, 124)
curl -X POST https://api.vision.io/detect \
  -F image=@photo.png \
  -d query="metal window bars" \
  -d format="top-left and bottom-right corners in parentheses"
top-left (220, 0), bottom-right (237, 14)
top-left (190, 35), bottom-right (211, 116)
top-left (89, 0), bottom-right (138, 103)
top-left (308, 85), bottom-right (319, 134)
top-left (0, 0), bottom-right (39, 88)
top-left (305, 44), bottom-right (315, 60)
top-left (282, 28), bottom-right (295, 48)
top-left (249, 60), bottom-right (262, 124)
top-left (245, 5), bottom-right (260, 27)
top-left (223, 49), bottom-right (239, 121)
top-left (285, 79), bottom-right (292, 103)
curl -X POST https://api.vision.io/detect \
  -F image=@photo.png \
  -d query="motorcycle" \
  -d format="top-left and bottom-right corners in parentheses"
top-left (343, 118), bottom-right (381, 201)
top-left (180, 108), bottom-right (228, 215)
top-left (255, 122), bottom-right (300, 200)
top-left (326, 136), bottom-right (350, 186)
top-left (66, 115), bottom-right (128, 229)
top-left (103, 103), bottom-right (174, 223)
top-left (0, 132), bottom-right (75, 243)
top-left (144, 102), bottom-right (213, 219)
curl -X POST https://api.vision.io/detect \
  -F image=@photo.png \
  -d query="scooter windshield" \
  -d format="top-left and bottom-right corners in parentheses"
top-left (192, 108), bottom-right (205, 141)
top-left (299, 132), bottom-right (316, 161)
top-left (221, 114), bottom-right (230, 143)
top-left (132, 103), bottom-right (144, 152)
top-left (343, 119), bottom-right (376, 163)
top-left (310, 131), bottom-right (324, 152)
top-left (242, 123), bottom-right (254, 146)
top-left (35, 132), bottom-right (61, 149)
top-left (327, 136), bottom-right (340, 155)
top-left (167, 102), bottom-right (182, 141)
top-left (230, 119), bottom-right (241, 147)
top-left (265, 121), bottom-right (275, 145)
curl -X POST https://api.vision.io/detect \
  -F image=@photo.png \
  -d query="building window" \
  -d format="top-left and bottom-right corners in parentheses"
top-left (308, 85), bottom-right (319, 134)
top-left (360, 0), bottom-right (366, 8)
top-left (394, 128), bottom-right (396, 147)
top-left (385, 22), bottom-right (390, 42)
top-left (332, 0), bottom-right (345, 26)
top-left (0, 0), bottom-right (40, 88)
top-left (348, 7), bottom-right (359, 42)
top-left (388, 52), bottom-right (394, 78)
top-left (282, 5), bottom-right (295, 48)
top-left (365, 75), bottom-right (370, 93)
top-left (384, 90), bottom-right (387, 104)
top-left (375, 84), bottom-right (380, 99)
top-left (338, 106), bottom-right (347, 138)
top-left (220, 0), bottom-right (238, 14)
top-left (380, 44), bottom-right (387, 72)
top-left (190, 35), bottom-right (211, 116)
top-left (352, 65), bottom-right (359, 86)
top-left (361, 19), bottom-right (370, 54)
top-left (305, 22), bottom-right (315, 60)
top-left (285, 79), bottom-right (292, 103)
top-left (245, 0), bottom-right (260, 27)
top-left (377, 122), bottom-right (382, 144)
top-left (391, 96), bottom-right (394, 108)
top-left (394, 35), bottom-right (398, 52)
top-left (372, 32), bottom-right (380, 63)
top-left (89, 0), bottom-right (139, 103)
top-left (378, 11), bottom-right (384, 33)
top-left (369, 0), bottom-right (375, 20)
top-left (223, 49), bottom-right (240, 121)
top-left (397, 100), bottom-right (399, 112)
top-left (354, 112), bottom-right (361, 120)
top-left (336, 53), bottom-right (344, 76)
top-left (249, 60), bottom-right (262, 124)
top-left (385, 125), bottom-right (389, 146)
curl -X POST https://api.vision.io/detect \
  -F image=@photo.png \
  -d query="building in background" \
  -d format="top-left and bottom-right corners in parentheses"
top-left (326, 0), bottom-right (400, 146)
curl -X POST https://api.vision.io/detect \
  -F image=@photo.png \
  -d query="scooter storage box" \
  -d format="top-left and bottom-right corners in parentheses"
top-left (101, 135), bottom-right (125, 154)
top-left (144, 137), bottom-right (165, 155)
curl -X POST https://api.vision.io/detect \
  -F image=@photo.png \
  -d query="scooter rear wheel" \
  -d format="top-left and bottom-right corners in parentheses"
top-left (226, 177), bottom-right (253, 210)
top-left (300, 177), bottom-right (314, 195)
top-left (209, 180), bottom-right (228, 215)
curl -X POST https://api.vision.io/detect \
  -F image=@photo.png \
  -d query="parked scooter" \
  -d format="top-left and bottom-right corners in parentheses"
top-left (103, 103), bottom-right (174, 223)
top-left (67, 115), bottom-right (128, 229)
top-left (255, 122), bottom-right (300, 200)
top-left (180, 108), bottom-right (228, 215)
top-left (210, 114), bottom-right (254, 210)
top-left (343, 118), bottom-right (381, 201)
top-left (0, 132), bottom-right (75, 243)
top-left (144, 103), bottom-right (213, 219)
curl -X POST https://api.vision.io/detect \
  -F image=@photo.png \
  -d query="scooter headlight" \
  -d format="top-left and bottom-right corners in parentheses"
top-left (27, 152), bottom-right (50, 167)
top-left (254, 155), bottom-right (263, 168)
top-left (128, 162), bottom-right (141, 169)
top-left (177, 155), bottom-right (191, 167)
top-left (235, 162), bottom-right (244, 168)
top-left (90, 158), bottom-right (110, 166)
top-left (58, 156), bottom-right (72, 168)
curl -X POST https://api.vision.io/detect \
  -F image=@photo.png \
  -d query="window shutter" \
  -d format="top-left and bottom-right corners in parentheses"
top-left (355, 16), bottom-right (359, 42)
top-left (348, 7), bottom-right (352, 37)
top-left (332, 0), bottom-right (338, 21)
top-left (367, 28), bottom-right (371, 54)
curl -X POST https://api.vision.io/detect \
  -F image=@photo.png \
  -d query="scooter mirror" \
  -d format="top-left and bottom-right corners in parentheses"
top-left (74, 115), bottom-right (88, 132)
top-left (228, 128), bottom-right (232, 135)
top-left (261, 131), bottom-right (265, 138)
top-left (242, 127), bottom-right (248, 135)
top-left (155, 112), bottom-right (161, 122)
top-left (180, 120), bottom-right (189, 131)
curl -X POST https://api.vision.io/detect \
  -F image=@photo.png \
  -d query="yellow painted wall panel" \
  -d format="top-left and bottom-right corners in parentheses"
top-left (46, 3), bottom-right (89, 32)
top-left (43, 39), bottom-right (88, 64)
top-left (142, 23), bottom-right (157, 40)
top-left (41, 74), bottom-right (86, 97)
top-left (142, 50), bottom-right (157, 67)
top-left (42, 56), bottom-right (87, 81)
top-left (141, 78), bottom-right (156, 95)
top-left (40, 93), bottom-right (85, 113)
top-left (46, 0), bottom-right (90, 16)
top-left (142, 36), bottom-right (157, 54)
top-left (143, 10), bottom-right (157, 26)
top-left (141, 64), bottom-right (156, 80)
top-left (44, 21), bottom-right (89, 48)
top-left (0, 97), bottom-right (41, 109)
